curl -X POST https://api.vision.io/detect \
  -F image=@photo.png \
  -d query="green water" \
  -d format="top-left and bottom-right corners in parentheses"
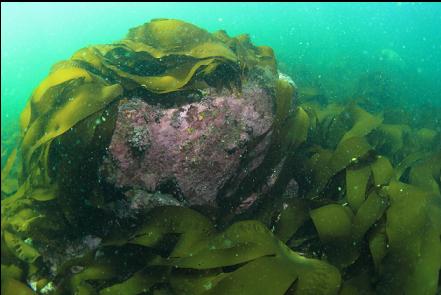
top-left (2, 2), bottom-right (441, 131)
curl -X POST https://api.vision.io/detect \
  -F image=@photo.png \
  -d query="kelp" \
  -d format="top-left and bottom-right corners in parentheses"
top-left (3, 17), bottom-right (278, 210)
top-left (345, 166), bottom-right (371, 211)
top-left (1, 252), bottom-right (35, 295)
top-left (2, 18), bottom-right (441, 295)
top-left (306, 136), bottom-right (372, 199)
top-left (408, 151), bottom-right (441, 195)
top-left (51, 206), bottom-right (341, 295)
top-left (378, 181), bottom-right (441, 295)
top-left (310, 204), bottom-right (359, 268)
top-left (1, 18), bottom-right (279, 248)
top-left (3, 230), bottom-right (41, 264)
top-left (294, 95), bottom-right (441, 294)
top-left (272, 199), bottom-right (309, 243)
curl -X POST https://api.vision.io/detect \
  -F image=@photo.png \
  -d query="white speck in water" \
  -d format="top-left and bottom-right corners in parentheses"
top-left (40, 282), bottom-right (55, 294)
top-left (203, 282), bottom-right (213, 290)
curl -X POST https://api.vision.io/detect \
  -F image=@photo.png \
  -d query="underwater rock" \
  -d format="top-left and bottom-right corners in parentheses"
top-left (1, 18), bottom-right (306, 294)
top-left (38, 235), bottom-right (102, 276)
top-left (2, 16), bottom-right (440, 295)
top-left (100, 80), bottom-right (277, 209)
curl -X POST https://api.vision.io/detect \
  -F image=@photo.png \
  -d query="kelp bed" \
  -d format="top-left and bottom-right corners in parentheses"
top-left (1, 19), bottom-right (441, 295)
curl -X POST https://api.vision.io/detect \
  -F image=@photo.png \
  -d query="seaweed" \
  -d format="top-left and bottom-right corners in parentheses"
top-left (2, 18), bottom-right (441, 295)
top-left (56, 206), bottom-right (341, 295)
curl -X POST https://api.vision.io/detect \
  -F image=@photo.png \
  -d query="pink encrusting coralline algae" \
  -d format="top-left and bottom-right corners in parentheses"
top-left (100, 81), bottom-right (275, 208)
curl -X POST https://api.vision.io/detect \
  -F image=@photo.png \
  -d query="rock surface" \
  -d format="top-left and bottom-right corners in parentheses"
top-left (100, 81), bottom-right (276, 209)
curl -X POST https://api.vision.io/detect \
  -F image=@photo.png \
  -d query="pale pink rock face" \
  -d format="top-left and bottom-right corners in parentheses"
top-left (100, 82), bottom-right (275, 208)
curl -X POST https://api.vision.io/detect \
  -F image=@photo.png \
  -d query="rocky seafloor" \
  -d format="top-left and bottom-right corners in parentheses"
top-left (1, 18), bottom-right (440, 295)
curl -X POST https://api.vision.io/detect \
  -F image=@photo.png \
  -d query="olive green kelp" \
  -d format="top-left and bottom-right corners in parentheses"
top-left (289, 94), bottom-right (441, 295)
top-left (2, 19), bottom-right (441, 295)
top-left (1, 20), bottom-right (278, 227)
top-left (1, 18), bottom-right (301, 295)
top-left (48, 206), bottom-right (340, 295)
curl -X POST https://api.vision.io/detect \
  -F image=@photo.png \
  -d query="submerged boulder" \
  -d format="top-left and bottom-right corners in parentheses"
top-left (2, 18), bottom-right (296, 214)
top-left (100, 80), bottom-right (275, 209)
top-left (1, 19), bottom-right (300, 285)
top-left (3, 18), bottom-right (440, 295)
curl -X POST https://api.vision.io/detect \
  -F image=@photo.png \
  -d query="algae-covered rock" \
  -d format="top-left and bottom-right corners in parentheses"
top-left (1, 19), bottom-right (305, 294)
top-left (100, 80), bottom-right (275, 209)
top-left (2, 18), bottom-right (294, 219)
top-left (2, 18), bottom-right (441, 295)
